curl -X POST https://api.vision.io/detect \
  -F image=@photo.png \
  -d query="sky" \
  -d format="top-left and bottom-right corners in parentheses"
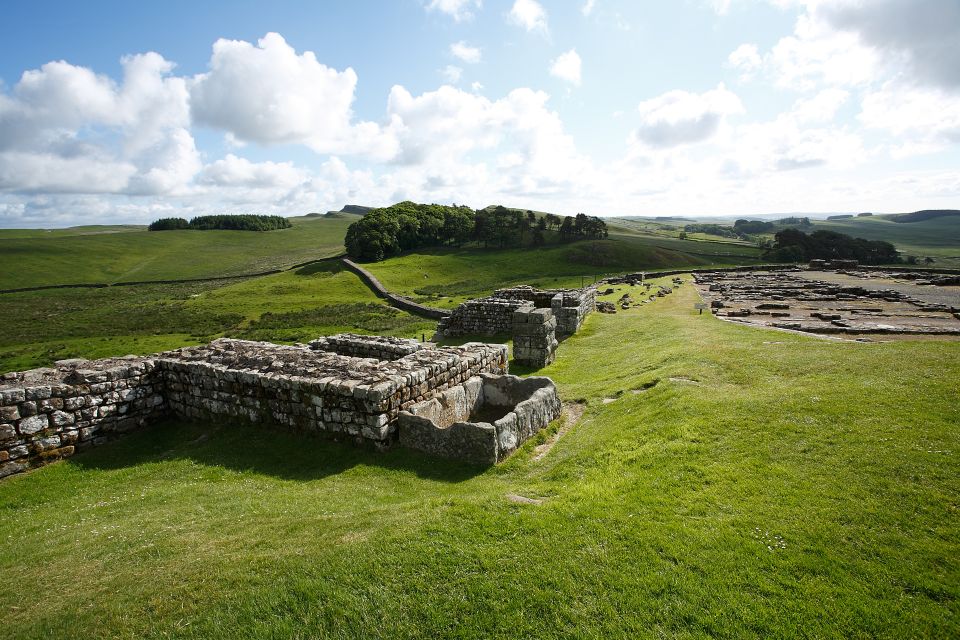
top-left (0, 0), bottom-right (958, 227)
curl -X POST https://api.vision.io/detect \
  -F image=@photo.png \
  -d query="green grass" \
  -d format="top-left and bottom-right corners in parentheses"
top-left (0, 263), bottom-right (434, 373)
top-left (364, 237), bottom-right (761, 308)
top-left (1, 279), bottom-right (957, 638)
top-left (806, 216), bottom-right (960, 267)
top-left (0, 215), bottom-right (355, 289)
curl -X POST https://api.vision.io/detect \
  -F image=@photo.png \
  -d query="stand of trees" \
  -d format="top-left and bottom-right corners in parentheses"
top-left (766, 229), bottom-right (900, 264)
top-left (345, 202), bottom-right (608, 262)
top-left (148, 215), bottom-right (292, 231)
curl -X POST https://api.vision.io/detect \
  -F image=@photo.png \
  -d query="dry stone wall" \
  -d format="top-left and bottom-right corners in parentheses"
top-left (438, 285), bottom-right (596, 339)
top-left (0, 358), bottom-right (166, 479)
top-left (0, 336), bottom-right (508, 479)
top-left (309, 333), bottom-right (425, 360)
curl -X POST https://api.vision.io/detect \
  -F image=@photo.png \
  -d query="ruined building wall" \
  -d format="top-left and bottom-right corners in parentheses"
top-left (1, 358), bottom-right (167, 478)
top-left (438, 285), bottom-right (596, 339)
top-left (1, 336), bottom-right (509, 479)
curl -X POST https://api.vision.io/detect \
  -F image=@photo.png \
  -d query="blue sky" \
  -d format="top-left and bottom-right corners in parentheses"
top-left (0, 0), bottom-right (957, 226)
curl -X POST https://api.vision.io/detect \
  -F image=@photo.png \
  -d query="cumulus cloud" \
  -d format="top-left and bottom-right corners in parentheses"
top-left (817, 0), bottom-right (960, 90)
top-left (0, 52), bottom-right (199, 196)
top-left (508, 0), bottom-right (548, 33)
top-left (631, 84), bottom-right (743, 148)
top-left (549, 49), bottom-right (582, 86)
top-left (425, 0), bottom-right (482, 22)
top-left (190, 33), bottom-right (391, 159)
top-left (450, 41), bottom-right (482, 64)
top-left (582, 0), bottom-right (597, 17)
top-left (198, 154), bottom-right (307, 189)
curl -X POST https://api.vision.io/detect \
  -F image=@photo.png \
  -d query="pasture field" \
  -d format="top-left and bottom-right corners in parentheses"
top-left (364, 234), bottom-right (763, 309)
top-left (0, 215), bottom-right (356, 290)
top-left (1, 278), bottom-right (957, 638)
top-left (0, 263), bottom-right (434, 374)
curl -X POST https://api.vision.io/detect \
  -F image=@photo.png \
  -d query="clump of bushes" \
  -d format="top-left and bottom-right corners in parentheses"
top-left (148, 217), bottom-right (190, 231)
top-left (766, 228), bottom-right (900, 264)
top-left (344, 202), bottom-right (608, 262)
top-left (148, 215), bottom-right (292, 231)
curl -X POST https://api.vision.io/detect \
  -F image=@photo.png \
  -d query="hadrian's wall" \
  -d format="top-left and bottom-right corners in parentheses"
top-left (0, 336), bottom-right (508, 479)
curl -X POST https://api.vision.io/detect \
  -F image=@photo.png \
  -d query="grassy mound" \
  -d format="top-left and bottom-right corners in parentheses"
top-left (1, 279), bottom-right (956, 637)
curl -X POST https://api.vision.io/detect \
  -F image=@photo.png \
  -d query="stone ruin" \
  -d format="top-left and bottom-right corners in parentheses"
top-left (694, 269), bottom-right (960, 337)
top-left (435, 285), bottom-right (597, 368)
top-left (594, 274), bottom-right (684, 313)
top-left (399, 374), bottom-right (561, 465)
top-left (1, 333), bottom-right (571, 479)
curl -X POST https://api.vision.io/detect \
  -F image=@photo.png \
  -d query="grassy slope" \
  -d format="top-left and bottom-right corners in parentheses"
top-left (808, 216), bottom-right (960, 266)
top-left (0, 263), bottom-right (434, 373)
top-left (0, 279), bottom-right (956, 638)
top-left (364, 234), bottom-right (762, 309)
top-left (0, 215), bottom-right (356, 289)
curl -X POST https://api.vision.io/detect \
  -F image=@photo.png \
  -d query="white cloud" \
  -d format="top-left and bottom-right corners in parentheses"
top-left (508, 0), bottom-right (548, 34)
top-left (471, 81), bottom-right (484, 93)
top-left (859, 84), bottom-right (960, 146)
top-left (791, 88), bottom-right (849, 123)
top-left (631, 84), bottom-right (744, 148)
top-left (190, 33), bottom-right (392, 159)
top-left (549, 49), bottom-right (582, 86)
top-left (425, 0), bottom-right (482, 22)
top-left (450, 41), bottom-right (482, 64)
top-left (198, 154), bottom-right (307, 189)
top-left (582, 0), bottom-right (597, 17)
top-left (0, 52), bottom-right (199, 196)
top-left (441, 65), bottom-right (463, 83)
top-left (727, 43), bottom-right (761, 80)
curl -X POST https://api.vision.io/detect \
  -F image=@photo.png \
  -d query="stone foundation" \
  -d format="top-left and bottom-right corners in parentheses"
top-left (398, 373), bottom-right (561, 464)
top-left (0, 335), bottom-right (509, 479)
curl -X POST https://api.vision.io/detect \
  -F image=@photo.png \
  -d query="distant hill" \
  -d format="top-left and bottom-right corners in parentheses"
top-left (888, 209), bottom-right (960, 223)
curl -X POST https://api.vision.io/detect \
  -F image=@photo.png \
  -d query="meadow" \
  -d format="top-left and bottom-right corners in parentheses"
top-left (0, 214), bottom-right (356, 290)
top-left (1, 278), bottom-right (957, 638)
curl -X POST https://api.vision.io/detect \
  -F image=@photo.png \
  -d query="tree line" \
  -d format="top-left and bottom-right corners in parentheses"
top-left (345, 202), bottom-right (608, 262)
top-left (766, 228), bottom-right (900, 264)
top-left (148, 215), bottom-right (292, 232)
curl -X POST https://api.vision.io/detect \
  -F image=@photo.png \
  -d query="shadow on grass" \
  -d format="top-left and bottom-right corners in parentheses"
top-left (294, 261), bottom-right (343, 277)
top-left (69, 418), bottom-right (484, 483)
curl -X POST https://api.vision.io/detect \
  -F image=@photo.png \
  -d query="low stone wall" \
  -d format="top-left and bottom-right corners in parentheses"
top-left (398, 373), bottom-right (561, 464)
top-left (161, 339), bottom-right (507, 446)
top-left (1, 358), bottom-right (167, 478)
top-left (309, 333), bottom-right (425, 360)
top-left (1, 336), bottom-right (509, 479)
top-left (437, 298), bottom-right (534, 337)
top-left (341, 258), bottom-right (450, 320)
top-left (438, 285), bottom-right (596, 339)
top-left (512, 308), bottom-right (558, 368)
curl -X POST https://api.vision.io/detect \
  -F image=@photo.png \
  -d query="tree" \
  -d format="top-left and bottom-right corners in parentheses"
top-left (545, 213), bottom-right (560, 231)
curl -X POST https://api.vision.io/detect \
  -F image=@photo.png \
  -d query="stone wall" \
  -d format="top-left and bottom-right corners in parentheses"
top-left (437, 298), bottom-right (534, 337)
top-left (309, 333), bottom-right (425, 360)
top-left (341, 258), bottom-right (450, 320)
top-left (437, 285), bottom-right (595, 339)
top-left (398, 373), bottom-right (561, 464)
top-left (1, 336), bottom-right (509, 479)
top-left (1, 357), bottom-right (167, 478)
top-left (512, 308), bottom-right (558, 368)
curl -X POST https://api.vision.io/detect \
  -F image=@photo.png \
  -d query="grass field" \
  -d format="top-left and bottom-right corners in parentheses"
top-left (1, 278), bottom-right (957, 638)
top-left (0, 215), bottom-right (356, 289)
top-left (364, 234), bottom-right (763, 309)
top-left (0, 263), bottom-right (434, 373)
